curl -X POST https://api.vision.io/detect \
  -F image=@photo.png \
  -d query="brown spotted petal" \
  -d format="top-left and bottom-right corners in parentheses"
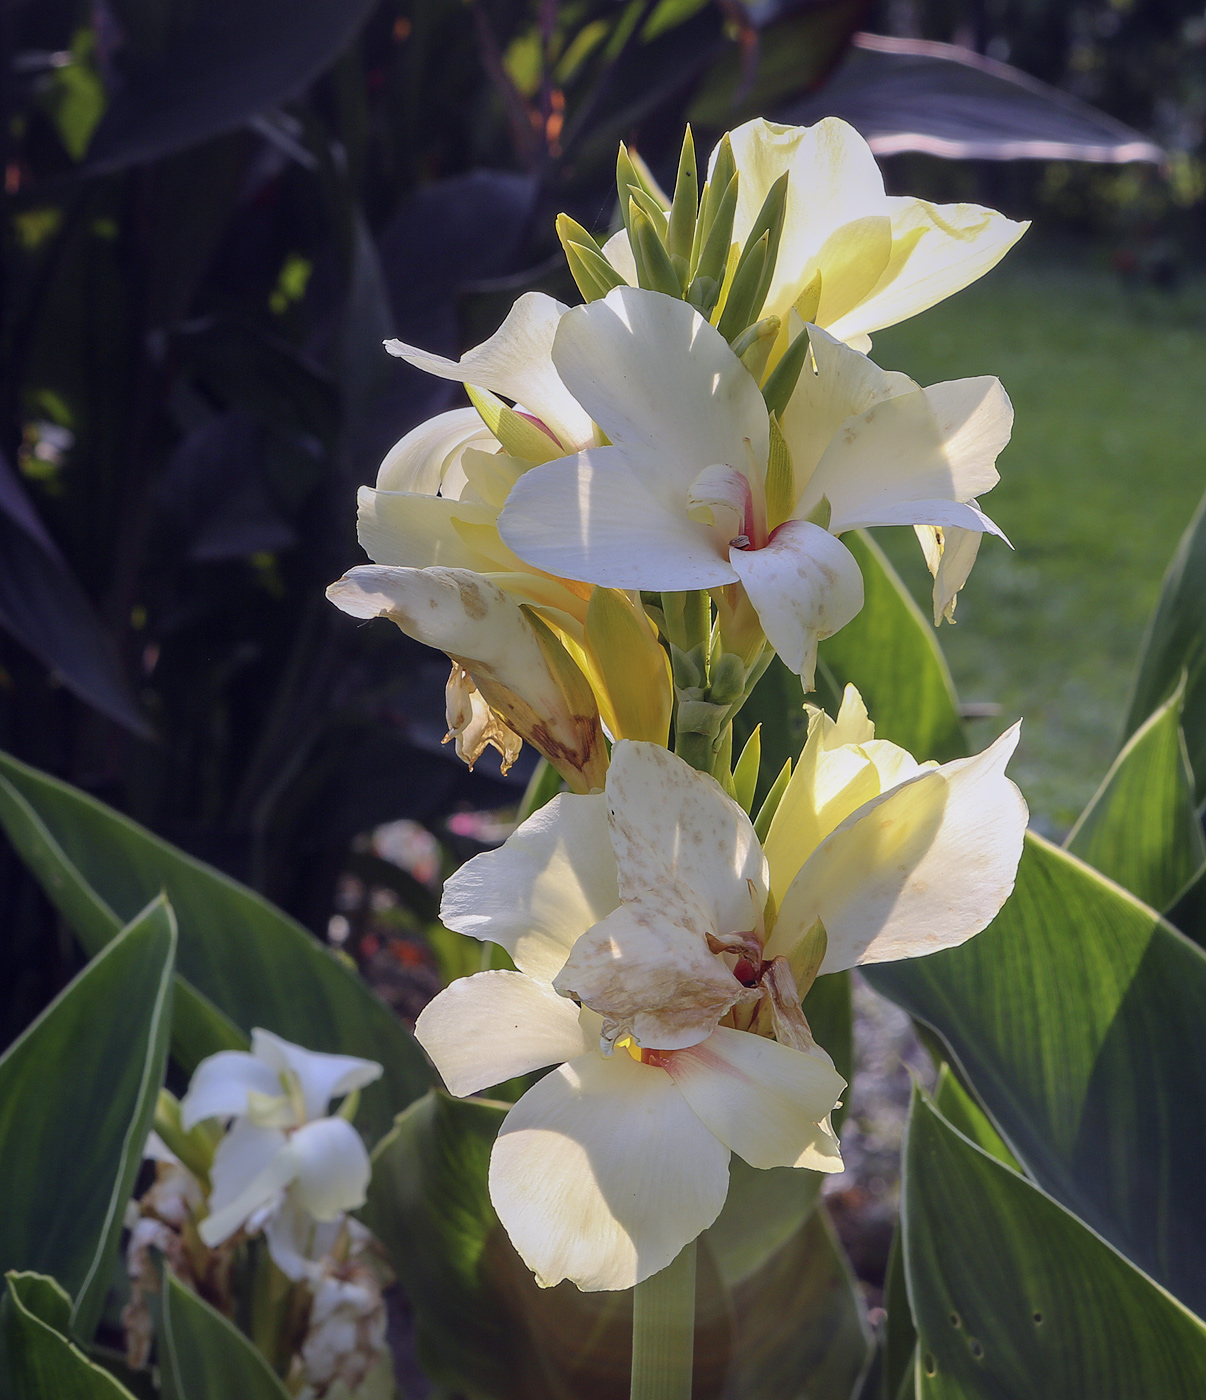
top-left (327, 564), bottom-right (607, 793)
top-left (552, 894), bottom-right (751, 1052)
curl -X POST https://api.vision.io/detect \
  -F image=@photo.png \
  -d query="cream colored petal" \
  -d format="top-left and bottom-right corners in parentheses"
top-left (660, 1027), bottom-right (845, 1170)
top-left (550, 287), bottom-right (769, 501)
top-left (553, 896), bottom-right (745, 1052)
top-left (415, 970), bottom-right (590, 1096)
top-left (250, 1030), bottom-right (382, 1123)
top-left (826, 197), bottom-right (1027, 344)
top-left (767, 724), bottom-right (1027, 971)
top-left (180, 1052), bottom-right (282, 1129)
top-left (780, 323), bottom-right (915, 498)
top-left (441, 792), bottom-right (618, 980)
top-left (729, 522), bottom-right (864, 688)
top-left (722, 118), bottom-right (887, 325)
top-left (385, 292), bottom-right (593, 449)
top-left (829, 684), bottom-right (874, 747)
top-left (356, 488), bottom-right (497, 570)
top-left (499, 448), bottom-right (736, 591)
top-left (797, 375), bottom-right (1011, 532)
top-left (605, 740), bottom-right (768, 934)
top-left (602, 228), bottom-right (638, 286)
top-left (916, 521), bottom-right (983, 624)
top-left (763, 724), bottom-right (881, 904)
top-left (284, 1117), bottom-right (372, 1221)
top-left (200, 1119), bottom-right (292, 1245)
top-left (859, 738), bottom-right (928, 791)
top-left (811, 215), bottom-right (893, 330)
top-left (375, 408), bottom-right (495, 494)
top-left (489, 1051), bottom-right (730, 1291)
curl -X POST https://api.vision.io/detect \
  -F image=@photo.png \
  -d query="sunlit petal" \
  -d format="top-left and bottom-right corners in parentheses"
top-left (500, 449), bottom-right (735, 591)
top-left (386, 291), bottom-right (592, 448)
top-left (441, 793), bottom-right (619, 979)
top-left (283, 1117), bottom-right (373, 1221)
top-left (660, 1027), bottom-right (845, 1169)
top-left (768, 724), bottom-right (1027, 971)
top-left (489, 1051), bottom-right (730, 1291)
top-left (729, 522), bottom-right (863, 687)
top-left (415, 970), bottom-right (591, 1096)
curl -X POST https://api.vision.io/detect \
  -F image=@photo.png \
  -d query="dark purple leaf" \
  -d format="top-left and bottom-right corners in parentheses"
top-left (87, 0), bottom-right (379, 171)
top-left (0, 452), bottom-right (151, 737)
top-left (782, 32), bottom-right (1163, 163)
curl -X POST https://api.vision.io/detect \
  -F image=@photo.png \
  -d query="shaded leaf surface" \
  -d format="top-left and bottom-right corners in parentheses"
top-left (786, 32), bottom-right (1162, 162)
top-left (3, 1274), bottom-right (137, 1399)
top-left (0, 750), bottom-right (429, 1142)
top-left (866, 834), bottom-right (1206, 1316)
top-left (0, 901), bottom-right (174, 1337)
top-left (1066, 683), bottom-right (1205, 910)
top-left (904, 1093), bottom-right (1206, 1399)
top-left (1125, 484), bottom-right (1206, 803)
top-left (0, 451), bottom-right (149, 737)
top-left (88, 0), bottom-right (379, 170)
top-left (158, 1272), bottom-right (290, 1400)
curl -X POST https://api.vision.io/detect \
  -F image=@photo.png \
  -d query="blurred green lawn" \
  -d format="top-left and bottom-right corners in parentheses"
top-left (868, 249), bottom-right (1206, 834)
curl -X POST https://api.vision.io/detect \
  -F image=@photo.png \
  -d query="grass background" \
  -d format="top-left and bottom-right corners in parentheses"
top-left (866, 246), bottom-right (1206, 834)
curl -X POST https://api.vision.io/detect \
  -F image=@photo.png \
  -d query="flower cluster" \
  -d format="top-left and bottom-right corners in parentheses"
top-left (123, 1031), bottom-right (389, 1396)
top-left (327, 115), bottom-right (1030, 1292)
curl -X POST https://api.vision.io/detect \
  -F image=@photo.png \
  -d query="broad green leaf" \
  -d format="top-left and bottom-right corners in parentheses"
top-left (366, 1089), bottom-right (869, 1400)
top-left (3, 1274), bottom-right (136, 1399)
top-left (1066, 681), bottom-right (1205, 910)
top-left (932, 1065), bottom-right (1017, 1170)
top-left (880, 1227), bottom-right (914, 1400)
top-left (817, 531), bottom-right (966, 763)
top-left (719, 1204), bottom-right (871, 1400)
top-left (0, 749), bottom-right (430, 1143)
top-left (0, 898), bottom-right (174, 1339)
top-left (865, 833), bottom-right (1206, 1316)
top-left (904, 1091), bottom-right (1206, 1399)
top-left (158, 1271), bottom-right (290, 1400)
top-left (1124, 483), bottom-right (1206, 801)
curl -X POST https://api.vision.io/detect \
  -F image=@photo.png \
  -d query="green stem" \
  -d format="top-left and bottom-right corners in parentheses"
top-left (630, 1242), bottom-right (697, 1400)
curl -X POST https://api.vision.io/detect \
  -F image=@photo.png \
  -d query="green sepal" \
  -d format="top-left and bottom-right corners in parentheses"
top-left (716, 230), bottom-right (769, 343)
top-left (732, 723), bottom-right (761, 813)
top-left (753, 757), bottom-right (792, 841)
top-left (762, 322), bottom-right (812, 418)
top-left (630, 202), bottom-right (681, 298)
top-left (667, 126), bottom-right (698, 267)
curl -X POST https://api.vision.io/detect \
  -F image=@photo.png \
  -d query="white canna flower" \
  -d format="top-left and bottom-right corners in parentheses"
top-left (180, 1030), bottom-right (382, 1280)
top-left (603, 117), bottom-right (1026, 352)
top-left (497, 286), bottom-right (1011, 685)
top-left (414, 696), bottom-right (1025, 1291)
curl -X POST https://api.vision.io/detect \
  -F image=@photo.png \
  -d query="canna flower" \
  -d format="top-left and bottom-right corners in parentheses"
top-left (415, 690), bottom-right (1026, 1290)
top-left (602, 117), bottom-right (1026, 352)
top-left (180, 1030), bottom-right (382, 1280)
top-left (333, 291), bottom-right (672, 759)
top-left (498, 286), bottom-right (1011, 686)
top-left (327, 565), bottom-right (609, 792)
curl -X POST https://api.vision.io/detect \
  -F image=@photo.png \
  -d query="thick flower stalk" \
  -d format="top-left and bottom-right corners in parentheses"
top-left (415, 694), bottom-right (1026, 1291)
top-left (497, 285), bottom-right (1011, 690)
